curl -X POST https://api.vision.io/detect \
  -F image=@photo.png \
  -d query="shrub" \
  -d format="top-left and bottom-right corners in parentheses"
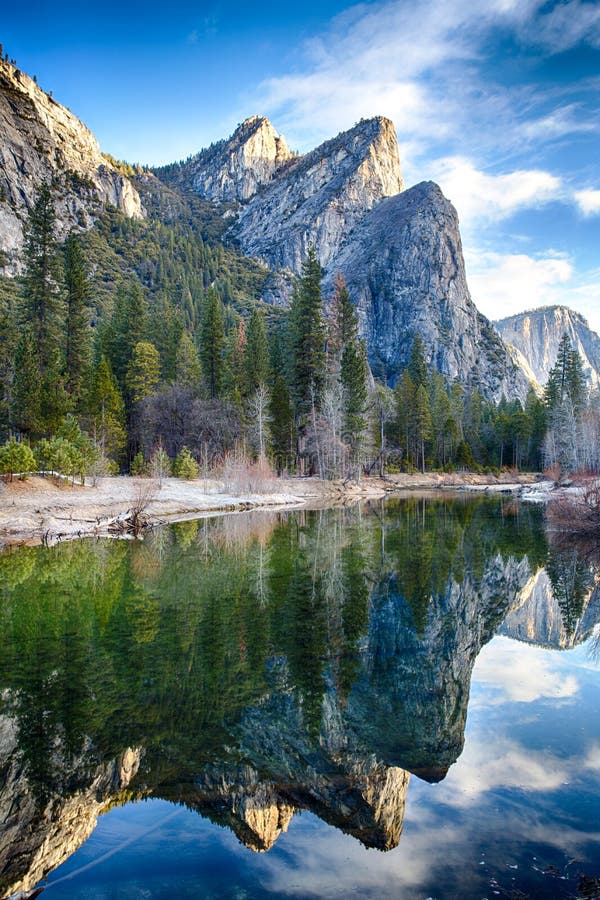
top-left (173, 446), bottom-right (199, 480)
top-left (0, 438), bottom-right (36, 481)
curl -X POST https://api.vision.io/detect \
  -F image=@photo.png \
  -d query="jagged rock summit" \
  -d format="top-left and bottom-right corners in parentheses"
top-left (0, 57), bottom-right (143, 271)
top-left (165, 115), bottom-right (294, 202)
top-left (495, 305), bottom-right (600, 391)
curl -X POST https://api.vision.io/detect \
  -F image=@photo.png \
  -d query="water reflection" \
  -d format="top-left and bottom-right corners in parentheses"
top-left (0, 497), bottom-right (598, 898)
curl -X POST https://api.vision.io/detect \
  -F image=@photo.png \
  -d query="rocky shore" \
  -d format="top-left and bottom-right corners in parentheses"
top-left (0, 471), bottom-right (547, 548)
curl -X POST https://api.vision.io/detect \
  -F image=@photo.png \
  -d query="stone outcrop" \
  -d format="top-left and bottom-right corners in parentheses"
top-left (0, 711), bottom-right (141, 899)
top-left (500, 566), bottom-right (600, 650)
top-left (0, 58), bottom-right (143, 271)
top-left (328, 182), bottom-right (530, 398)
top-left (232, 116), bottom-right (404, 271)
top-left (167, 115), bottom-right (293, 202)
top-left (495, 305), bottom-right (600, 391)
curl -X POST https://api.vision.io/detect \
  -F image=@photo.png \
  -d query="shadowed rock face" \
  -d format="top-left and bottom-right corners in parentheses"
top-left (0, 59), bottom-right (143, 272)
top-left (495, 305), bottom-right (600, 392)
top-left (327, 182), bottom-right (529, 398)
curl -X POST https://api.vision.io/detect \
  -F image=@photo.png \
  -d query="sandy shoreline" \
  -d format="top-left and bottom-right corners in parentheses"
top-left (0, 471), bottom-right (548, 548)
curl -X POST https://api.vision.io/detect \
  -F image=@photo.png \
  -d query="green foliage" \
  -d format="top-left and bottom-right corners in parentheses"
top-left (130, 451), bottom-right (147, 476)
top-left (63, 234), bottom-right (92, 402)
top-left (126, 341), bottom-right (161, 404)
top-left (288, 245), bottom-right (326, 420)
top-left (173, 446), bottom-right (199, 479)
top-left (87, 356), bottom-right (127, 460)
top-left (200, 288), bottom-right (225, 399)
top-left (0, 437), bottom-right (36, 480)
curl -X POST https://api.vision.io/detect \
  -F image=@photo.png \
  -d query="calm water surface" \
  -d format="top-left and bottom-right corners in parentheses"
top-left (0, 496), bottom-right (599, 899)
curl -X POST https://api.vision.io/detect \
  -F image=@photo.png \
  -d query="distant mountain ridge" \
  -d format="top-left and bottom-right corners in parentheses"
top-left (495, 305), bottom-right (600, 391)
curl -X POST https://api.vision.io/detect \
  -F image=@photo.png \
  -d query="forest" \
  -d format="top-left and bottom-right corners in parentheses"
top-left (0, 181), bottom-right (598, 483)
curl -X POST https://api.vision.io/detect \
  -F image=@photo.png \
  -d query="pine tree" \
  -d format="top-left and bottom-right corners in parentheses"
top-left (395, 370), bottom-right (416, 467)
top-left (22, 182), bottom-right (63, 377)
top-left (126, 341), bottom-right (161, 405)
top-left (105, 280), bottom-right (148, 388)
top-left (88, 356), bottom-right (126, 460)
top-left (175, 331), bottom-right (202, 392)
top-left (11, 331), bottom-right (42, 438)
top-left (415, 384), bottom-right (432, 472)
top-left (244, 309), bottom-right (270, 396)
top-left (341, 339), bottom-right (369, 463)
top-left (63, 234), bottom-right (92, 402)
top-left (407, 335), bottom-right (429, 389)
top-left (288, 246), bottom-right (326, 419)
top-left (200, 288), bottom-right (225, 399)
top-left (327, 273), bottom-right (358, 373)
top-left (270, 374), bottom-right (294, 473)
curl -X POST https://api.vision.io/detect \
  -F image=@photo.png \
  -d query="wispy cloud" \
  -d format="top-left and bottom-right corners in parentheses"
top-left (431, 157), bottom-right (561, 224)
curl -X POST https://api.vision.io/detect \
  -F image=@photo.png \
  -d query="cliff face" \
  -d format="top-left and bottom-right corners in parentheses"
top-left (173, 116), bottom-right (528, 398)
top-left (232, 116), bottom-right (404, 271)
top-left (495, 306), bottom-right (600, 391)
top-left (328, 182), bottom-right (530, 397)
top-left (0, 711), bottom-right (141, 898)
top-left (168, 115), bottom-right (293, 202)
top-left (0, 58), bottom-right (143, 271)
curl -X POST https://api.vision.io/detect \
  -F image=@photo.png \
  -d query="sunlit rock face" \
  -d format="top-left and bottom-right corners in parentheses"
top-left (500, 566), bottom-right (600, 650)
top-left (232, 116), bottom-right (404, 272)
top-left (0, 710), bottom-right (141, 899)
top-left (174, 115), bottom-right (294, 203)
top-left (495, 306), bottom-right (600, 391)
top-left (0, 58), bottom-right (143, 271)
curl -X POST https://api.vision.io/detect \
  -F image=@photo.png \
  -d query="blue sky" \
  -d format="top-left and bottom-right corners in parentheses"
top-left (3, 0), bottom-right (600, 329)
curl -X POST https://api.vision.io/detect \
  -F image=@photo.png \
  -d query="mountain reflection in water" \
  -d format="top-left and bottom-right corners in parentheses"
top-left (0, 496), bottom-right (599, 899)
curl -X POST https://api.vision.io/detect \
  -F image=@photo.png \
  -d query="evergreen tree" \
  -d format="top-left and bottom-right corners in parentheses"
top-left (327, 273), bottom-right (358, 373)
top-left (11, 331), bottom-right (42, 438)
top-left (288, 246), bottom-right (326, 419)
top-left (244, 309), bottom-right (270, 396)
top-left (414, 384), bottom-right (432, 472)
top-left (88, 356), bottom-right (126, 460)
top-left (22, 182), bottom-right (63, 377)
top-left (270, 374), bottom-right (294, 473)
top-left (105, 280), bottom-right (148, 388)
top-left (341, 340), bottom-right (369, 461)
top-left (200, 288), bottom-right (225, 399)
top-left (407, 335), bottom-right (429, 389)
top-left (63, 235), bottom-right (92, 402)
top-left (126, 341), bottom-right (161, 405)
top-left (395, 370), bottom-right (416, 467)
top-left (175, 331), bottom-right (202, 392)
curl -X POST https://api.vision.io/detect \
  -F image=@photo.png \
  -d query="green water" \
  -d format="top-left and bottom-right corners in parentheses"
top-left (0, 496), bottom-right (599, 898)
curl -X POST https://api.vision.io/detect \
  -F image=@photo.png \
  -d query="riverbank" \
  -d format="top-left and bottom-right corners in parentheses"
top-left (0, 471), bottom-right (547, 548)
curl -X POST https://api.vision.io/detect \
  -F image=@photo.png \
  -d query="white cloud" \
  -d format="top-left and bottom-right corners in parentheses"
top-left (444, 736), bottom-right (570, 805)
top-left (575, 189), bottom-right (600, 216)
top-left (472, 635), bottom-right (580, 703)
top-left (465, 249), bottom-right (574, 322)
top-left (431, 157), bottom-right (561, 225)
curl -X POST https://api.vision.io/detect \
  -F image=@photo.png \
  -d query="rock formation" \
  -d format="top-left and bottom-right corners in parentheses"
top-left (232, 116), bottom-right (404, 271)
top-left (164, 115), bottom-right (293, 202)
top-left (0, 710), bottom-right (141, 898)
top-left (0, 58), bottom-right (143, 272)
top-left (495, 305), bottom-right (600, 391)
top-left (327, 181), bottom-right (529, 396)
